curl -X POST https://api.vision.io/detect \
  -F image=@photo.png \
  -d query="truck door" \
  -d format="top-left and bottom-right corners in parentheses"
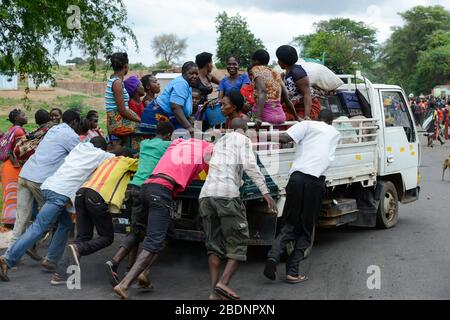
top-left (380, 90), bottom-right (420, 191)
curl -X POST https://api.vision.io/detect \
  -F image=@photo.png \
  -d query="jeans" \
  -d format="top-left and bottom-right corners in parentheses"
top-left (74, 188), bottom-right (114, 256)
top-left (10, 177), bottom-right (44, 245)
top-left (141, 183), bottom-right (173, 253)
top-left (3, 189), bottom-right (72, 268)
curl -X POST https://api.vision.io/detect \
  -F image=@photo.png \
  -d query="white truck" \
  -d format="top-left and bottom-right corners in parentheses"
top-left (132, 74), bottom-right (421, 245)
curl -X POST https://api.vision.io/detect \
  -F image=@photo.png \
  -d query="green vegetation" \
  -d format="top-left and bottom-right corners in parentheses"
top-left (293, 6), bottom-right (450, 94)
top-left (293, 18), bottom-right (377, 74)
top-left (215, 12), bottom-right (265, 69)
top-left (0, 0), bottom-right (137, 87)
top-left (380, 5), bottom-right (450, 94)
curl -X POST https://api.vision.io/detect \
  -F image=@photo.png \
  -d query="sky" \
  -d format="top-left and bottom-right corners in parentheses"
top-left (59, 0), bottom-right (450, 66)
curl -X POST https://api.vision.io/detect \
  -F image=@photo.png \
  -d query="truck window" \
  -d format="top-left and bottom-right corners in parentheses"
top-left (382, 91), bottom-right (415, 142)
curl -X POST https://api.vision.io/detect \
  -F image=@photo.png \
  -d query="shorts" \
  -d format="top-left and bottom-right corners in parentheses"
top-left (199, 197), bottom-right (249, 262)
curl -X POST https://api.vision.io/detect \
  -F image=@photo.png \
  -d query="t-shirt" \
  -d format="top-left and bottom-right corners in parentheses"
top-left (20, 123), bottom-right (80, 183)
top-left (286, 121), bottom-right (340, 178)
top-left (41, 142), bottom-right (115, 204)
top-left (145, 138), bottom-right (212, 196)
top-left (284, 64), bottom-right (310, 102)
top-left (129, 99), bottom-right (145, 118)
top-left (156, 76), bottom-right (193, 118)
top-left (129, 138), bottom-right (172, 187)
top-left (83, 156), bottom-right (138, 213)
top-left (218, 74), bottom-right (251, 96)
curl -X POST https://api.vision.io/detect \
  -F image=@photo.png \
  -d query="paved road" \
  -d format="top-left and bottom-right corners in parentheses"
top-left (2, 138), bottom-right (450, 300)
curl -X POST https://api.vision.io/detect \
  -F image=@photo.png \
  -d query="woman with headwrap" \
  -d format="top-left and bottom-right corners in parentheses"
top-left (124, 76), bottom-right (145, 118)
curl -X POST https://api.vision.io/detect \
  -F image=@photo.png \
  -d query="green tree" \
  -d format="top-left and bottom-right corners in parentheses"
top-left (215, 12), bottom-right (265, 69)
top-left (151, 33), bottom-right (187, 66)
top-left (153, 60), bottom-right (172, 70)
top-left (293, 18), bottom-right (377, 74)
top-left (381, 5), bottom-right (450, 92)
top-left (65, 57), bottom-right (86, 65)
top-left (0, 0), bottom-right (137, 87)
top-left (410, 29), bottom-right (450, 92)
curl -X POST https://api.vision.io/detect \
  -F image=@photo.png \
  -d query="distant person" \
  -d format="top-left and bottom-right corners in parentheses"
top-left (105, 52), bottom-right (141, 141)
top-left (192, 88), bottom-right (202, 117)
top-left (140, 62), bottom-right (199, 135)
top-left (276, 45), bottom-right (321, 121)
top-left (218, 55), bottom-right (251, 99)
top-left (124, 76), bottom-right (145, 118)
top-left (221, 91), bottom-right (250, 129)
top-left (85, 110), bottom-right (103, 138)
top-left (264, 110), bottom-right (340, 284)
top-left (200, 118), bottom-right (277, 300)
top-left (13, 109), bottom-right (54, 166)
top-left (141, 75), bottom-right (161, 107)
top-left (49, 108), bottom-right (63, 124)
top-left (0, 109), bottom-right (27, 226)
top-left (79, 118), bottom-right (92, 141)
top-left (250, 49), bottom-right (298, 129)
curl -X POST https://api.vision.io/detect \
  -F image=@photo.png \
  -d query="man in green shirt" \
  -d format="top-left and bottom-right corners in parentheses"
top-left (106, 121), bottom-right (174, 287)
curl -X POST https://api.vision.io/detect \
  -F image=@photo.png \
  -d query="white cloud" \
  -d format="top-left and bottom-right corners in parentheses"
top-left (58, 0), bottom-right (450, 65)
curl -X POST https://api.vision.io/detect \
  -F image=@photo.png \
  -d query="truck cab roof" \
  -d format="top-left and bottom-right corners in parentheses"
top-left (372, 84), bottom-right (403, 91)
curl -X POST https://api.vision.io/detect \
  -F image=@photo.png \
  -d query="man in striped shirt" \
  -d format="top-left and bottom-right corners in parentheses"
top-left (199, 118), bottom-right (277, 300)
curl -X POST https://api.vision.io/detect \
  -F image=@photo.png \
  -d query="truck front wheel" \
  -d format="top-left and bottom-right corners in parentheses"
top-left (376, 181), bottom-right (399, 229)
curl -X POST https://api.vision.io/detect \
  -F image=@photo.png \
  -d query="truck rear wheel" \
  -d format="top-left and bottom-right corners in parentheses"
top-left (376, 181), bottom-right (399, 229)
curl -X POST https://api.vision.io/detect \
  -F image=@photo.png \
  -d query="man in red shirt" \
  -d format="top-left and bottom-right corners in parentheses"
top-left (113, 138), bottom-right (213, 299)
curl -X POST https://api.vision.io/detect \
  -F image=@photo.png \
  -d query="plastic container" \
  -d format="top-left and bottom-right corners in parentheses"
top-left (205, 103), bottom-right (226, 126)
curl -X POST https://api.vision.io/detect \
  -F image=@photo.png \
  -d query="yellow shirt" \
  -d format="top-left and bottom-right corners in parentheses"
top-left (82, 156), bottom-right (138, 213)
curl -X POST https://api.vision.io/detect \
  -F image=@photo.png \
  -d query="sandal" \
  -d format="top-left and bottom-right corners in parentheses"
top-left (286, 275), bottom-right (308, 284)
top-left (214, 284), bottom-right (240, 300)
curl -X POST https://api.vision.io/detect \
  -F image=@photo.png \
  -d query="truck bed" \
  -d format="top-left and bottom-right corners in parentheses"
top-left (176, 118), bottom-right (379, 201)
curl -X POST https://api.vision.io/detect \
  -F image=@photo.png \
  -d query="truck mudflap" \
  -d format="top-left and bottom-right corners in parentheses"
top-left (401, 187), bottom-right (420, 204)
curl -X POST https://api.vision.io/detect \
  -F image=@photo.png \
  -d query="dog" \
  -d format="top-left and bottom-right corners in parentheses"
top-left (443, 156), bottom-right (450, 181)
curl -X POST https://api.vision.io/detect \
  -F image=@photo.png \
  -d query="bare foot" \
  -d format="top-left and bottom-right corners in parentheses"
top-left (137, 272), bottom-right (154, 290)
top-left (113, 284), bottom-right (129, 300)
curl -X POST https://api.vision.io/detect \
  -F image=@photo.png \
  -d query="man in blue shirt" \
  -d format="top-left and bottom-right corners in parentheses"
top-left (7, 109), bottom-right (80, 268)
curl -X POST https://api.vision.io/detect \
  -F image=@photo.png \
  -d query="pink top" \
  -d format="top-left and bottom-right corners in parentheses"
top-left (145, 138), bottom-right (213, 196)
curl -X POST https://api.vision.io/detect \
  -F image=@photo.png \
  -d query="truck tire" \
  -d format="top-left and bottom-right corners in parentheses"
top-left (376, 181), bottom-right (399, 229)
